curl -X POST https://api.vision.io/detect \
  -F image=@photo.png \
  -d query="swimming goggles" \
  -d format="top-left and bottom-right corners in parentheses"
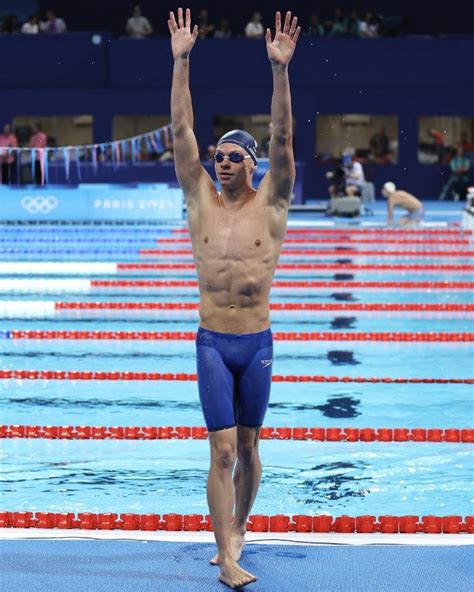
top-left (214, 151), bottom-right (252, 163)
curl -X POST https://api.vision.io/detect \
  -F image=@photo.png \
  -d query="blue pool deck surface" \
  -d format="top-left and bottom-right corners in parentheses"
top-left (1, 538), bottom-right (473, 592)
top-left (1, 199), bottom-right (473, 591)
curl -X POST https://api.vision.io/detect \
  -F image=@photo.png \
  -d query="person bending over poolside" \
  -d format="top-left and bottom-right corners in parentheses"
top-left (168, 8), bottom-right (300, 590)
top-left (382, 182), bottom-right (424, 227)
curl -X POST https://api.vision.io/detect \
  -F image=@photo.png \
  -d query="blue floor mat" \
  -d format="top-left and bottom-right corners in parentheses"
top-left (0, 539), bottom-right (472, 592)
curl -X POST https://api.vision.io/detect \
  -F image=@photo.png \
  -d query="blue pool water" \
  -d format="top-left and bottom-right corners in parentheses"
top-left (1, 210), bottom-right (473, 519)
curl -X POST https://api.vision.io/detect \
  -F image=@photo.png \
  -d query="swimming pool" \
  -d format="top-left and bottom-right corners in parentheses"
top-left (1, 212), bottom-right (473, 526)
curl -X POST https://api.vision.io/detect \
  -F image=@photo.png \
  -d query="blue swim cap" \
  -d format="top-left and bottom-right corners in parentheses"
top-left (217, 129), bottom-right (258, 166)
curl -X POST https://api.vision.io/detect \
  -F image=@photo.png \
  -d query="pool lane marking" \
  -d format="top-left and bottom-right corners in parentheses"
top-left (2, 425), bottom-right (473, 442)
top-left (2, 279), bottom-right (474, 294)
top-left (1, 262), bottom-right (474, 275)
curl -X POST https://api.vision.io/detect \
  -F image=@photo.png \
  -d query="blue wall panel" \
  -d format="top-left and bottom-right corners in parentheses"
top-left (1, 36), bottom-right (473, 199)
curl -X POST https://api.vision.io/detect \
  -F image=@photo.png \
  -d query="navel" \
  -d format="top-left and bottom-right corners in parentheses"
top-left (255, 239), bottom-right (261, 247)
top-left (204, 236), bottom-right (209, 244)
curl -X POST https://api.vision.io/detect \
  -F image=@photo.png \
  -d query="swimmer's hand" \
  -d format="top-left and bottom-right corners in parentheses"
top-left (168, 8), bottom-right (198, 60)
top-left (266, 11), bottom-right (301, 67)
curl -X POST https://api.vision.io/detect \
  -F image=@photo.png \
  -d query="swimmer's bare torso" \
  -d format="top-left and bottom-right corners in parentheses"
top-left (187, 176), bottom-right (288, 334)
top-left (389, 190), bottom-right (422, 213)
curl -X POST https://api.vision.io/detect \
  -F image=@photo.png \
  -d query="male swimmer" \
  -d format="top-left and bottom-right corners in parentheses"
top-left (382, 182), bottom-right (424, 227)
top-left (168, 8), bottom-right (300, 589)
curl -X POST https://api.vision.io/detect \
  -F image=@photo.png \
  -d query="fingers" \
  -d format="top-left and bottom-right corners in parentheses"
top-left (275, 11), bottom-right (281, 33)
top-left (265, 27), bottom-right (272, 44)
top-left (169, 8), bottom-right (193, 34)
top-left (192, 24), bottom-right (198, 39)
top-left (283, 11), bottom-right (291, 35)
top-left (168, 11), bottom-right (177, 33)
top-left (293, 25), bottom-right (301, 44)
top-left (289, 16), bottom-right (298, 37)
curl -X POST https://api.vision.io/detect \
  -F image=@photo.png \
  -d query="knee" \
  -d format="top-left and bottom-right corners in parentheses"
top-left (237, 442), bottom-right (258, 466)
top-left (212, 442), bottom-right (237, 471)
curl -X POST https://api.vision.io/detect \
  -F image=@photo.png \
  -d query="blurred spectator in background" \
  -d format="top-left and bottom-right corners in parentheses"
top-left (326, 152), bottom-right (366, 197)
top-left (429, 128), bottom-right (445, 163)
top-left (439, 146), bottom-right (471, 201)
top-left (342, 152), bottom-right (366, 196)
top-left (369, 126), bottom-right (390, 162)
top-left (459, 132), bottom-right (474, 154)
top-left (40, 9), bottom-right (67, 34)
top-left (304, 13), bottom-right (325, 37)
top-left (125, 5), bottom-right (152, 39)
top-left (245, 12), bottom-right (264, 39)
top-left (0, 124), bottom-right (18, 184)
top-left (347, 11), bottom-right (361, 37)
top-left (382, 182), bottom-right (424, 227)
top-left (28, 123), bottom-right (48, 184)
top-left (21, 14), bottom-right (40, 34)
top-left (197, 9), bottom-right (215, 39)
top-left (327, 7), bottom-right (347, 37)
top-left (2, 14), bottom-right (21, 34)
top-left (359, 12), bottom-right (379, 38)
top-left (202, 144), bottom-right (216, 161)
top-left (213, 18), bottom-right (232, 39)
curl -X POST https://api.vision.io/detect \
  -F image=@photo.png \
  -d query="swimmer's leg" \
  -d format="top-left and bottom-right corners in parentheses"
top-left (232, 426), bottom-right (262, 557)
top-left (208, 427), bottom-right (257, 587)
top-left (232, 345), bottom-right (272, 557)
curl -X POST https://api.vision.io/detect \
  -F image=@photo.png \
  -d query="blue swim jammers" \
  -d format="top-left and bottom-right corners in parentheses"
top-left (196, 327), bottom-right (273, 432)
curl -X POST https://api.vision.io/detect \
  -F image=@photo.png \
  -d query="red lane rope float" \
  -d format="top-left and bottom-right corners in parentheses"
top-left (91, 279), bottom-right (474, 290)
top-left (157, 238), bottom-right (471, 245)
top-left (117, 263), bottom-right (474, 272)
top-left (2, 370), bottom-right (473, 384)
top-left (1, 511), bottom-right (472, 533)
top-left (1, 425), bottom-right (473, 443)
top-left (140, 249), bottom-right (474, 257)
top-left (172, 227), bottom-right (467, 235)
top-left (52, 302), bottom-right (474, 312)
top-left (8, 331), bottom-right (474, 342)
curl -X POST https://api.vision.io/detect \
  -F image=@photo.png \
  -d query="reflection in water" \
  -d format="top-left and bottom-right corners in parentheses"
top-left (269, 394), bottom-right (361, 418)
top-left (297, 461), bottom-right (371, 502)
top-left (327, 350), bottom-right (361, 365)
top-left (330, 316), bottom-right (357, 329)
top-left (315, 395), bottom-right (361, 418)
top-left (4, 397), bottom-right (200, 410)
top-left (330, 292), bottom-right (356, 301)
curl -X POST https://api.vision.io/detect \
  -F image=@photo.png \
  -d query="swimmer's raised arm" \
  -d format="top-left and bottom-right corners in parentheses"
top-left (264, 11), bottom-right (300, 206)
top-left (168, 8), bottom-right (213, 204)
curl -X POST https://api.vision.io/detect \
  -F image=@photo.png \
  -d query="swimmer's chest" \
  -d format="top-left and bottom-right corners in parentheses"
top-left (191, 205), bottom-right (275, 260)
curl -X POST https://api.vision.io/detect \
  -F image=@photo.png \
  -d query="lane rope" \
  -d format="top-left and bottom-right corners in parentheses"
top-left (2, 249), bottom-right (472, 257)
top-left (1, 424), bottom-right (473, 443)
top-left (88, 280), bottom-right (474, 290)
top-left (172, 227), bottom-right (467, 235)
top-left (2, 263), bottom-right (474, 275)
top-left (1, 237), bottom-right (470, 245)
top-left (4, 331), bottom-right (474, 342)
top-left (1, 370), bottom-right (472, 383)
top-left (1, 511), bottom-right (472, 533)
top-left (140, 249), bottom-right (474, 257)
top-left (156, 238), bottom-right (471, 245)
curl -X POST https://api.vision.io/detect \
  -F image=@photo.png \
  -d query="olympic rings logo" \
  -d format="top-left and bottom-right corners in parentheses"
top-left (21, 195), bottom-right (59, 214)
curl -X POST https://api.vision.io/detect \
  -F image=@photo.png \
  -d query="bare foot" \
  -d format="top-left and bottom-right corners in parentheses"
top-left (210, 530), bottom-right (246, 565)
top-left (218, 557), bottom-right (257, 589)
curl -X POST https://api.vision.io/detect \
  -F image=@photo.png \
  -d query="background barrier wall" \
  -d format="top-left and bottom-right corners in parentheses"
top-left (0, 184), bottom-right (183, 221)
top-left (1, 36), bottom-right (473, 199)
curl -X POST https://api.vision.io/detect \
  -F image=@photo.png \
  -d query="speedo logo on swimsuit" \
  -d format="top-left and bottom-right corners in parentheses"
top-left (260, 359), bottom-right (272, 368)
